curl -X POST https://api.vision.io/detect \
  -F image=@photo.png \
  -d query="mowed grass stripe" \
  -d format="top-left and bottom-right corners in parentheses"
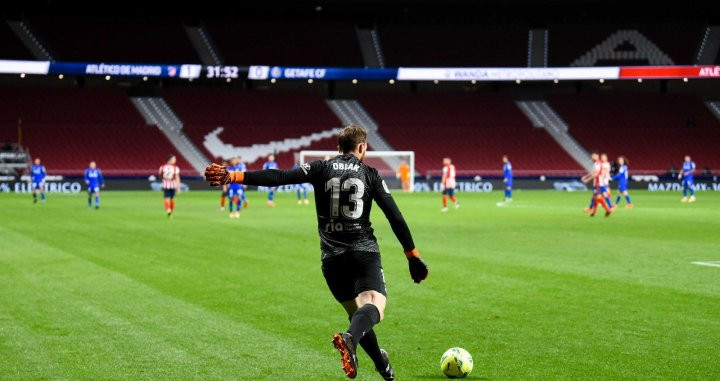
top-left (0, 225), bottom-right (341, 380)
top-left (0, 194), bottom-right (345, 351)
top-left (383, 247), bottom-right (720, 379)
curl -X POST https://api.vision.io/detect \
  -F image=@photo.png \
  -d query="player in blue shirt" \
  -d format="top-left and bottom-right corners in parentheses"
top-left (263, 154), bottom-right (279, 207)
top-left (227, 157), bottom-right (245, 218)
top-left (293, 161), bottom-right (310, 205)
top-left (30, 158), bottom-right (47, 204)
top-left (678, 155), bottom-right (696, 203)
top-left (502, 155), bottom-right (513, 202)
top-left (84, 161), bottom-right (105, 209)
top-left (611, 156), bottom-right (633, 208)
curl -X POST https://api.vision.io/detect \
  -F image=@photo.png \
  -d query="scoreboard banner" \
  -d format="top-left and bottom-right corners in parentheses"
top-left (248, 65), bottom-right (398, 80)
top-left (0, 60), bottom-right (50, 74)
top-left (397, 65), bottom-right (720, 81)
top-left (0, 60), bottom-right (202, 78)
top-left (618, 65), bottom-right (720, 79)
top-left (249, 65), bottom-right (720, 81)
top-left (396, 67), bottom-right (620, 81)
top-left (1, 59), bottom-right (719, 81)
top-left (48, 62), bottom-right (202, 78)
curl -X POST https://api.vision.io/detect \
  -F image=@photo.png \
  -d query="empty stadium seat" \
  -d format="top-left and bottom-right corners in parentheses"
top-left (378, 25), bottom-right (528, 67)
top-left (549, 93), bottom-right (720, 174)
top-left (549, 24), bottom-right (704, 66)
top-left (359, 92), bottom-right (582, 176)
top-left (206, 21), bottom-right (363, 66)
top-left (0, 87), bottom-right (194, 176)
top-left (0, 22), bottom-right (33, 60)
top-left (165, 88), bottom-right (343, 169)
top-left (29, 16), bottom-right (199, 63)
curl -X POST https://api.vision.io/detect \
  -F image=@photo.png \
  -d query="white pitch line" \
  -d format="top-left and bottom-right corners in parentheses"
top-left (691, 261), bottom-right (720, 268)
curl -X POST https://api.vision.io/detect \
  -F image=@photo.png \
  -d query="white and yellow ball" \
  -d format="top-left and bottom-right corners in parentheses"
top-left (440, 347), bottom-right (473, 378)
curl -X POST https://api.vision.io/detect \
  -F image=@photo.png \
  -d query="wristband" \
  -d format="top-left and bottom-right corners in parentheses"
top-left (405, 248), bottom-right (420, 259)
top-left (229, 171), bottom-right (245, 184)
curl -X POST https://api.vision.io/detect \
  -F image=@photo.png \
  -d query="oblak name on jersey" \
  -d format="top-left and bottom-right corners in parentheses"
top-left (332, 162), bottom-right (360, 172)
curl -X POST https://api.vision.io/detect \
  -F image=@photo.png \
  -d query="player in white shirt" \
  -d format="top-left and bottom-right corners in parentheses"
top-left (441, 157), bottom-right (459, 212)
top-left (600, 153), bottom-right (614, 210)
top-left (159, 155), bottom-right (180, 217)
top-left (581, 152), bottom-right (612, 217)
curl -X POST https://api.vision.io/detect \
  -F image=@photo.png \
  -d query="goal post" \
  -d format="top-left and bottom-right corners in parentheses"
top-left (299, 150), bottom-right (416, 192)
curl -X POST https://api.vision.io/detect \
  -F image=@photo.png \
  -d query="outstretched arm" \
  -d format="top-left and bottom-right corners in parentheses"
top-left (205, 162), bottom-right (317, 187)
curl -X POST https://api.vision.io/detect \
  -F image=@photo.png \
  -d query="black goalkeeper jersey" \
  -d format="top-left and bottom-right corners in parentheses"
top-left (242, 154), bottom-right (416, 260)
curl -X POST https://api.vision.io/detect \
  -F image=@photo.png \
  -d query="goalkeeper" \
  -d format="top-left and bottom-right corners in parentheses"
top-left (205, 125), bottom-right (428, 380)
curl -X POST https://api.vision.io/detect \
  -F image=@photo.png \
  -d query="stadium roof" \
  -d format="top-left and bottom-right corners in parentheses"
top-left (8, 0), bottom-right (720, 24)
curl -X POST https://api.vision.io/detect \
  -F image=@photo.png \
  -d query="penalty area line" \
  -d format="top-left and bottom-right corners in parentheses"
top-left (691, 261), bottom-right (720, 268)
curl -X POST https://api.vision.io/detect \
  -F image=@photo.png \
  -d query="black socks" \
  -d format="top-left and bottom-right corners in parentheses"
top-left (348, 305), bottom-right (385, 369)
top-left (358, 329), bottom-right (386, 370)
top-left (347, 304), bottom-right (381, 346)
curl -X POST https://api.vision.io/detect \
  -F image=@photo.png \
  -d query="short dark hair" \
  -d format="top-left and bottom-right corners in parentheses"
top-left (338, 125), bottom-right (367, 154)
top-left (167, 154), bottom-right (176, 162)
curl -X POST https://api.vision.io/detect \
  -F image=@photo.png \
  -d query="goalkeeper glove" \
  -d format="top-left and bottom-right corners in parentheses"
top-left (405, 249), bottom-right (428, 284)
top-left (204, 163), bottom-right (244, 186)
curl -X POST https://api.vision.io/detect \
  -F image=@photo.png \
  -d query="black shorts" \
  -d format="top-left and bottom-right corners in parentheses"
top-left (163, 188), bottom-right (176, 198)
top-left (321, 251), bottom-right (387, 303)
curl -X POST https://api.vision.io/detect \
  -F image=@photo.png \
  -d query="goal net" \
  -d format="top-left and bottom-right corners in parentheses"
top-left (298, 150), bottom-right (415, 192)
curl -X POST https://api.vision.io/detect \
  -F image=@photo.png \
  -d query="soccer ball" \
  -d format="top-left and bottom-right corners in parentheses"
top-left (440, 347), bottom-right (473, 378)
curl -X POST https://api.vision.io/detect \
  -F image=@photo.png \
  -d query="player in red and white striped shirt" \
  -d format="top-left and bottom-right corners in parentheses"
top-left (581, 152), bottom-right (612, 217)
top-left (159, 155), bottom-right (180, 217)
top-left (441, 157), bottom-right (459, 212)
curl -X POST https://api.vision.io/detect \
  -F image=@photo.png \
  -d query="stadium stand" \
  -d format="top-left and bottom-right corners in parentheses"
top-left (0, 21), bottom-right (33, 59)
top-left (205, 21), bottom-right (363, 66)
top-left (549, 93), bottom-right (720, 174)
top-left (28, 16), bottom-right (200, 63)
top-left (164, 89), bottom-right (342, 169)
top-left (378, 25), bottom-right (528, 67)
top-left (549, 24), bottom-right (705, 66)
top-left (359, 92), bottom-right (583, 176)
top-left (0, 87), bottom-right (194, 176)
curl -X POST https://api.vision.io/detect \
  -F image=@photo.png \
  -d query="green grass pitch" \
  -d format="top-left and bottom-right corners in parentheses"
top-left (1, 190), bottom-right (719, 380)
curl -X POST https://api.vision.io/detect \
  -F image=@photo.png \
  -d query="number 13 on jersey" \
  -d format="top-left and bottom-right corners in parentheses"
top-left (325, 177), bottom-right (365, 219)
